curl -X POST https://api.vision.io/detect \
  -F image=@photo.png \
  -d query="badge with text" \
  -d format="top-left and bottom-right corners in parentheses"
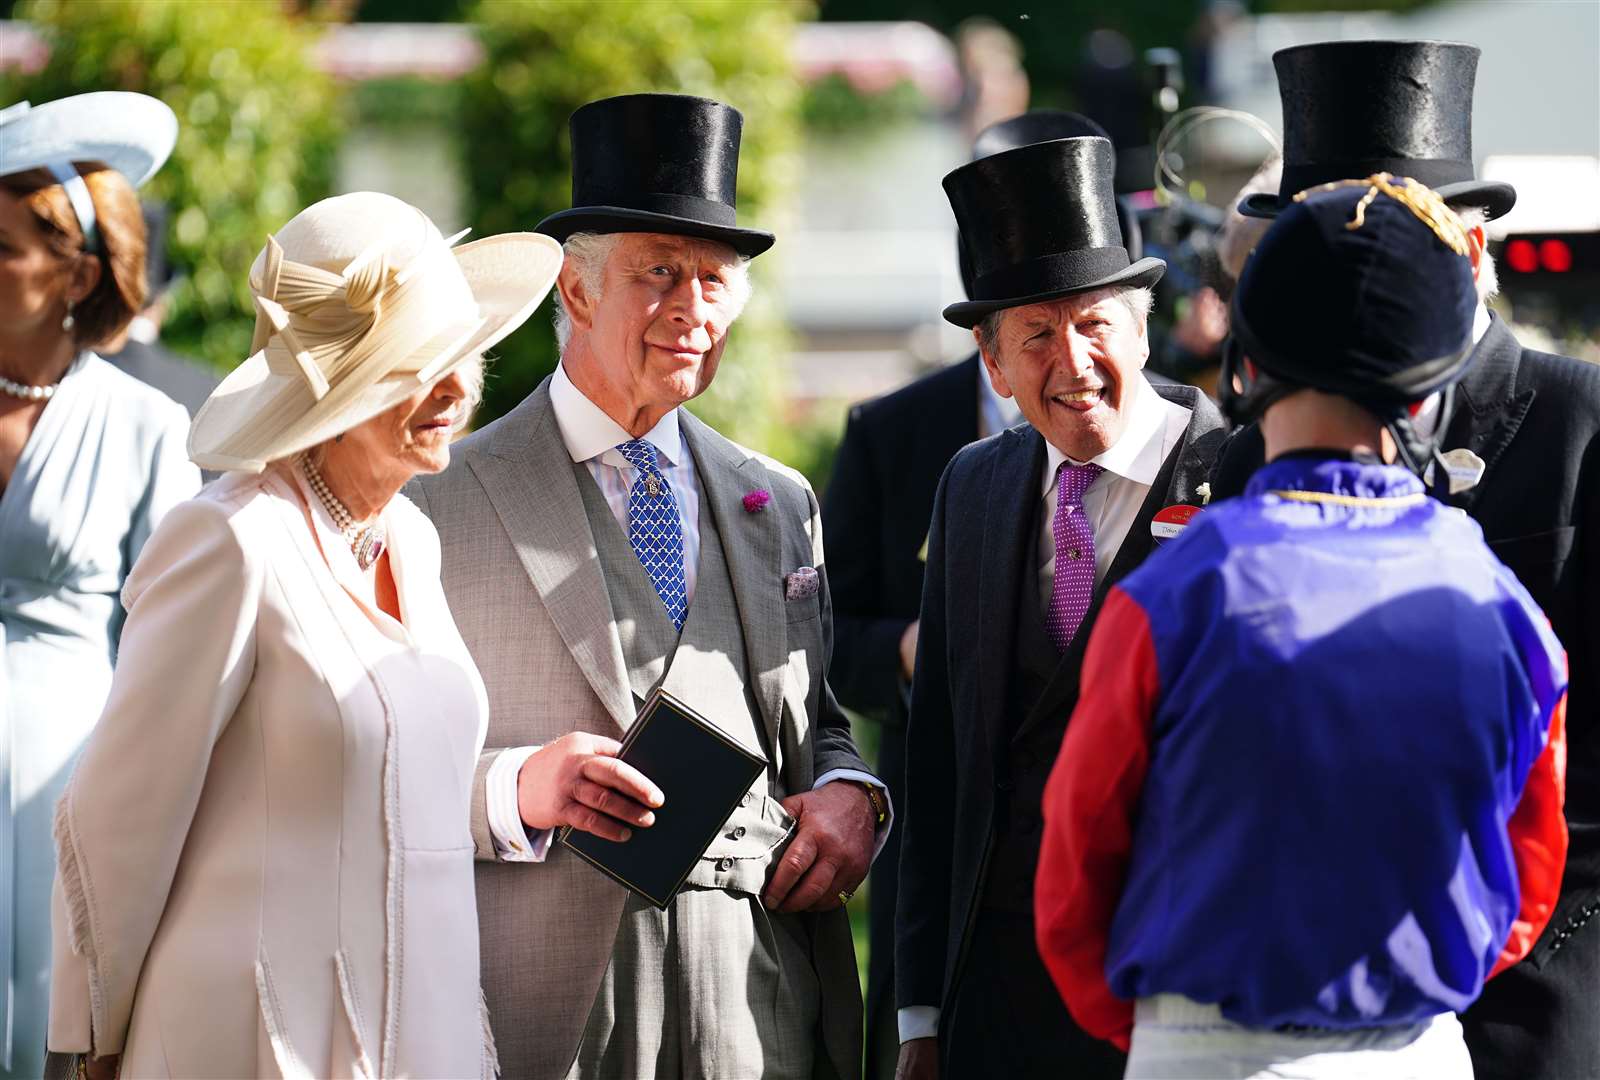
top-left (1440, 447), bottom-right (1487, 495)
top-left (1151, 504), bottom-right (1202, 543)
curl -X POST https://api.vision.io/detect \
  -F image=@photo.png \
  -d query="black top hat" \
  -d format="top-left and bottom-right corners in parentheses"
top-left (1240, 40), bottom-right (1515, 220)
top-left (535, 94), bottom-right (774, 258)
top-left (943, 136), bottom-right (1164, 328)
top-left (1233, 178), bottom-right (1478, 408)
top-left (972, 110), bottom-right (1109, 160)
top-left (959, 111), bottom-right (1131, 298)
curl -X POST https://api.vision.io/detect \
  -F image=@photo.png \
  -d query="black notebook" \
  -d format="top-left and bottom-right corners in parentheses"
top-left (558, 688), bottom-right (767, 909)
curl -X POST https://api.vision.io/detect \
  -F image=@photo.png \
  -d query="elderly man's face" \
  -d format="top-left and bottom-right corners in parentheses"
top-left (564, 232), bottom-right (745, 427)
top-left (977, 288), bottom-right (1150, 461)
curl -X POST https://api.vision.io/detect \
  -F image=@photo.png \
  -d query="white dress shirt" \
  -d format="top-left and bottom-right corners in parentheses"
top-left (488, 362), bottom-right (891, 862)
top-left (898, 373), bottom-right (1191, 1045)
top-left (1037, 374), bottom-right (1192, 608)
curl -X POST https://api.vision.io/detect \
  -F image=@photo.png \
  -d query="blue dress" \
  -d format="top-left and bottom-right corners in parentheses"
top-left (0, 352), bottom-right (198, 1076)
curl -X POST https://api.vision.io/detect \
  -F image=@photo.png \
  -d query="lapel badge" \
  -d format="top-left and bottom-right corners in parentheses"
top-left (1440, 447), bottom-right (1486, 495)
top-left (784, 566), bottom-right (820, 601)
top-left (1151, 503), bottom-right (1202, 543)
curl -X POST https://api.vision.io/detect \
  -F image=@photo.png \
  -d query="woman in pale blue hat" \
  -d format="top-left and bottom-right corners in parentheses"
top-left (0, 91), bottom-right (199, 1077)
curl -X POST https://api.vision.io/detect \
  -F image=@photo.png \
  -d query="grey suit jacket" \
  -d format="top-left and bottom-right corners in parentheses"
top-left (408, 377), bottom-right (868, 1080)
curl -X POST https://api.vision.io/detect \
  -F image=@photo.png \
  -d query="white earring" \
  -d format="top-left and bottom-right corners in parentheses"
top-left (61, 301), bottom-right (75, 332)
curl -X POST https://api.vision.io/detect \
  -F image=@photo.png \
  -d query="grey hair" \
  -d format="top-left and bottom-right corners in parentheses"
top-left (974, 285), bottom-right (1155, 354)
top-left (1451, 205), bottom-right (1500, 304)
top-left (552, 232), bottom-right (623, 352)
top-left (452, 353), bottom-right (486, 432)
top-left (551, 231), bottom-right (755, 352)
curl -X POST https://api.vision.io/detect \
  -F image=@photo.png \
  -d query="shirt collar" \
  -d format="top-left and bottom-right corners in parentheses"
top-left (549, 360), bottom-right (683, 467)
top-left (1472, 303), bottom-right (1491, 345)
top-left (978, 361), bottom-right (1023, 435)
top-left (1041, 373), bottom-right (1170, 498)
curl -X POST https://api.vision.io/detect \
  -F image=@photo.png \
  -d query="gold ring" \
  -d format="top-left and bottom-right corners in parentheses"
top-left (837, 890), bottom-right (854, 904)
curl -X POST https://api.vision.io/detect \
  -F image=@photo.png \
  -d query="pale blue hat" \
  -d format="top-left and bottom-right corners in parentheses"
top-left (0, 91), bottom-right (178, 252)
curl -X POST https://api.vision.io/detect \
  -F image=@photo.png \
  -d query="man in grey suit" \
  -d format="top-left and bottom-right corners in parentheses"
top-left (410, 93), bottom-right (888, 1080)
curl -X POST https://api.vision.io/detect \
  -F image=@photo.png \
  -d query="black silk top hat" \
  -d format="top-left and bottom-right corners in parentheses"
top-left (943, 136), bottom-right (1164, 328)
top-left (958, 111), bottom-right (1148, 297)
top-left (1240, 40), bottom-right (1515, 221)
top-left (1232, 177), bottom-right (1478, 408)
top-left (971, 109), bottom-right (1109, 160)
top-left (535, 93), bottom-right (774, 258)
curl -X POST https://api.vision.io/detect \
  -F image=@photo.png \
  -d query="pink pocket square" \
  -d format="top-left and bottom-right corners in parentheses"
top-left (784, 567), bottom-right (820, 601)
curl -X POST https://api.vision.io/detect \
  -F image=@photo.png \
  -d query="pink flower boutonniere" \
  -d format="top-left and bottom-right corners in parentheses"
top-left (742, 488), bottom-right (771, 514)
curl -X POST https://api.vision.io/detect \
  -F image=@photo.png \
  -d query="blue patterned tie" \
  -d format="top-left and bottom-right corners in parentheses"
top-left (615, 439), bottom-right (688, 630)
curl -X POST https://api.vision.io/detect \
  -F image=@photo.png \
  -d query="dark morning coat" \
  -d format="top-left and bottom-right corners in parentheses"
top-left (822, 355), bottom-right (981, 1075)
top-left (1210, 316), bottom-right (1600, 1079)
top-left (895, 382), bottom-right (1225, 1067)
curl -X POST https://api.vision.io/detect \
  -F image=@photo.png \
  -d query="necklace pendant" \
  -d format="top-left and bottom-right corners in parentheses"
top-left (645, 475), bottom-right (662, 498)
top-left (353, 527), bottom-right (385, 572)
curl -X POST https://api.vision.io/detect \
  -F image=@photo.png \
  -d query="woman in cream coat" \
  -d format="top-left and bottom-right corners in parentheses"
top-left (47, 192), bottom-right (562, 1078)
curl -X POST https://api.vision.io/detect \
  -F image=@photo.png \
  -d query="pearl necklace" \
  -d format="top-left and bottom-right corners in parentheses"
top-left (301, 455), bottom-right (387, 572)
top-left (0, 372), bottom-right (57, 402)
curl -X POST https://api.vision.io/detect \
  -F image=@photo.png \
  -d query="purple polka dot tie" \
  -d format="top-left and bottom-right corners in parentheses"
top-left (1045, 461), bottom-right (1104, 652)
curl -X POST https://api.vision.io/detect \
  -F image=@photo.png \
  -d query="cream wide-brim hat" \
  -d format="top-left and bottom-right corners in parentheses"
top-left (189, 192), bottom-right (563, 472)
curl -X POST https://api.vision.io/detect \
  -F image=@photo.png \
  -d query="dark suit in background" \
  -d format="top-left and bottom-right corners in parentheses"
top-left (823, 355), bottom-right (981, 1077)
top-left (898, 382), bottom-right (1225, 1076)
top-left (1211, 316), bottom-right (1600, 1079)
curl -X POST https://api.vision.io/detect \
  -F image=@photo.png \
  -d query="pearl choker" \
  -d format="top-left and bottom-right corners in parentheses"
top-left (301, 455), bottom-right (387, 572)
top-left (0, 372), bottom-right (57, 402)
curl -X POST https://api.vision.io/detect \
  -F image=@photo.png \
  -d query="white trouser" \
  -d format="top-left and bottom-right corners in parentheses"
top-left (1124, 995), bottom-right (1473, 1080)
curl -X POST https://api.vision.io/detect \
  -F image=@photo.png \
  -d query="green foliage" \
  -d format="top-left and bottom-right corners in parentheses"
top-left (459, 0), bottom-right (812, 453)
top-left (3, 0), bottom-right (342, 371)
top-left (351, 75), bottom-right (461, 130)
top-left (800, 72), bottom-right (928, 134)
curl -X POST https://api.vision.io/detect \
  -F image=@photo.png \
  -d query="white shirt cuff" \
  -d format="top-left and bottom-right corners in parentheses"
top-left (486, 745), bottom-right (552, 862)
top-left (898, 1005), bottom-right (940, 1043)
top-left (812, 768), bottom-right (894, 862)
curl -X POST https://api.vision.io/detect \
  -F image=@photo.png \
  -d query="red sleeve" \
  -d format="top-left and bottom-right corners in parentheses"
top-left (1491, 691), bottom-right (1568, 977)
top-left (1034, 586), bottom-right (1159, 1052)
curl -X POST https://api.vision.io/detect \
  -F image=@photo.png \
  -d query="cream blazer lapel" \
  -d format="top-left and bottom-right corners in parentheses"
top-left (680, 411), bottom-right (785, 756)
top-left (464, 384), bottom-right (634, 731)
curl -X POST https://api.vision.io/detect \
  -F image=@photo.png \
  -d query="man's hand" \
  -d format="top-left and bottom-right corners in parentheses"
top-left (894, 1038), bottom-right (938, 1080)
top-left (763, 780), bottom-right (876, 912)
top-left (899, 620), bottom-right (920, 682)
top-left (517, 731), bottom-right (664, 842)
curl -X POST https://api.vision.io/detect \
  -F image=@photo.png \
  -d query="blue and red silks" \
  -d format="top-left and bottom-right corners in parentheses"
top-left (1035, 454), bottom-right (1568, 1051)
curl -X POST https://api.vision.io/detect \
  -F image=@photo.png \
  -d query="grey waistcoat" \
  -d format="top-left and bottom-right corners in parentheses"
top-left (573, 463), bottom-right (794, 896)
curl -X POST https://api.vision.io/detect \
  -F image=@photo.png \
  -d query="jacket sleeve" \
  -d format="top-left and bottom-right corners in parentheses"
top-left (894, 465), bottom-right (955, 1011)
top-left (822, 409), bottom-right (912, 716)
top-left (115, 401), bottom-right (202, 647)
top-left (1493, 690), bottom-right (1568, 976)
top-left (807, 479), bottom-right (874, 782)
top-left (1035, 586), bottom-right (1158, 1052)
top-left (50, 499), bottom-right (262, 1056)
